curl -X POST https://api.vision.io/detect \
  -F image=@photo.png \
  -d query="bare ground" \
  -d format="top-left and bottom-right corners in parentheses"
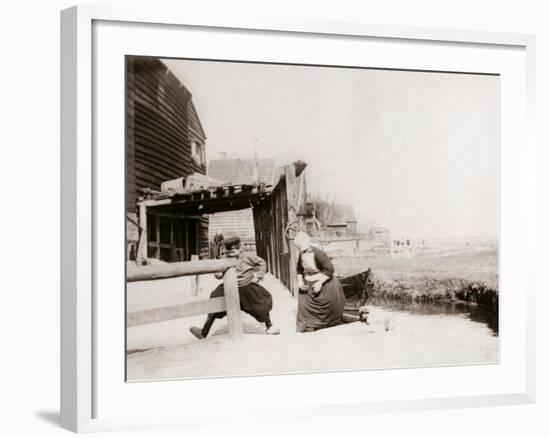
top-left (126, 247), bottom-right (499, 381)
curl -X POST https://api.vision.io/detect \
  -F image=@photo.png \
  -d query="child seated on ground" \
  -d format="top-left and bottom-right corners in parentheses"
top-left (189, 236), bottom-right (280, 339)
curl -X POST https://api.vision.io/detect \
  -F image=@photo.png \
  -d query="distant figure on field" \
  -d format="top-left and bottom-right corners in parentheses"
top-left (190, 236), bottom-right (280, 339)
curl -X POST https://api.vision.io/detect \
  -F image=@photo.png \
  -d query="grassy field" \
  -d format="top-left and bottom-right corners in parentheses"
top-left (332, 242), bottom-right (498, 308)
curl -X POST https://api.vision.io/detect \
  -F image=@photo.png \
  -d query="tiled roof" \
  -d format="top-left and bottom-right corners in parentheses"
top-left (207, 158), bottom-right (276, 185)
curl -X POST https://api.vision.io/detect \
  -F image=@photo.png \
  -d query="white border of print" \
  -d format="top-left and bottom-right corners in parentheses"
top-left (60, 5), bottom-right (536, 433)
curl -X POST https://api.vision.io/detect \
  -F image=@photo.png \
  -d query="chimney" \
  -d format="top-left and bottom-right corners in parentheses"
top-left (219, 152), bottom-right (227, 159)
top-left (252, 161), bottom-right (259, 184)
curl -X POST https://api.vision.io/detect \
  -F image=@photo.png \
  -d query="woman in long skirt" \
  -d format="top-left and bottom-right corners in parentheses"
top-left (293, 232), bottom-right (347, 332)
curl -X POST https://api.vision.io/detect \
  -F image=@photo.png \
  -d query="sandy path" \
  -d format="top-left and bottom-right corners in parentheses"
top-left (126, 273), bottom-right (498, 381)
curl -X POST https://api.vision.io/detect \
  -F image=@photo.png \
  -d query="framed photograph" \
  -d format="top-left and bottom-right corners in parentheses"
top-left (61, 5), bottom-right (536, 433)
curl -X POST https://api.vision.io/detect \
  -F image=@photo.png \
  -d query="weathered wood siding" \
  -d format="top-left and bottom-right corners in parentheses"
top-left (127, 57), bottom-right (206, 202)
top-left (126, 56), bottom-right (209, 259)
top-left (199, 216), bottom-right (210, 258)
top-left (126, 59), bottom-right (137, 212)
top-left (209, 208), bottom-right (256, 244)
top-left (253, 178), bottom-right (296, 293)
top-left (253, 177), bottom-right (292, 291)
top-left (253, 166), bottom-right (307, 294)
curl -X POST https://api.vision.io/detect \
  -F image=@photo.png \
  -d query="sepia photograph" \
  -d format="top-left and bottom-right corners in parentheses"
top-left (125, 56), bottom-right (499, 381)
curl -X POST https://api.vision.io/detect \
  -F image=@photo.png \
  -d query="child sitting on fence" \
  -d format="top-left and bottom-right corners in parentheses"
top-left (189, 236), bottom-right (280, 339)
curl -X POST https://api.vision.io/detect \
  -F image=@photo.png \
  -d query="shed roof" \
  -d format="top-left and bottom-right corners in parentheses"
top-left (139, 181), bottom-right (274, 215)
top-left (208, 158), bottom-right (276, 186)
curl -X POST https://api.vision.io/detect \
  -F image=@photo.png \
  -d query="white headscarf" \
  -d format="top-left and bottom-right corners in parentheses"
top-left (293, 231), bottom-right (312, 251)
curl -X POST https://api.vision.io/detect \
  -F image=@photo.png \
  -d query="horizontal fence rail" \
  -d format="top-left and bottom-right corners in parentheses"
top-left (126, 260), bottom-right (244, 341)
top-left (127, 296), bottom-right (226, 327)
top-left (127, 258), bottom-right (237, 282)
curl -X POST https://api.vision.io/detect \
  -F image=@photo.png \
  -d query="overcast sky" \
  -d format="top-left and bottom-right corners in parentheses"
top-left (163, 58), bottom-right (499, 239)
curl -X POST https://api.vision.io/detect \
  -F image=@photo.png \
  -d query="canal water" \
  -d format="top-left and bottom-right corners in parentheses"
top-left (369, 298), bottom-right (499, 336)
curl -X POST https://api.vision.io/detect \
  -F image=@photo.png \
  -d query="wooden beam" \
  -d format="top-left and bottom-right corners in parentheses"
top-left (183, 220), bottom-right (189, 261)
top-left (139, 198), bottom-right (174, 208)
top-left (190, 254), bottom-right (199, 296)
top-left (136, 202), bottom-right (148, 264)
top-left (170, 218), bottom-right (175, 261)
top-left (285, 165), bottom-right (299, 296)
top-left (145, 210), bottom-right (201, 219)
top-left (138, 188), bottom-right (271, 215)
top-left (223, 267), bottom-right (244, 341)
top-left (127, 296), bottom-right (226, 327)
top-left (156, 213), bottom-right (160, 259)
top-left (127, 259), bottom-right (238, 282)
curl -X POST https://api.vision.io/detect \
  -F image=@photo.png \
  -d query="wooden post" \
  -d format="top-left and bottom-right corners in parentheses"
top-left (156, 214), bottom-right (160, 258)
top-left (183, 221), bottom-right (189, 261)
top-left (191, 254), bottom-right (199, 296)
top-left (170, 218), bottom-right (175, 261)
top-left (285, 165), bottom-right (298, 296)
top-left (223, 267), bottom-right (243, 341)
top-left (136, 202), bottom-right (148, 265)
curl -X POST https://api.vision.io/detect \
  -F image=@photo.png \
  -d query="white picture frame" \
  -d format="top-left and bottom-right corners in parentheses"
top-left (60, 5), bottom-right (536, 433)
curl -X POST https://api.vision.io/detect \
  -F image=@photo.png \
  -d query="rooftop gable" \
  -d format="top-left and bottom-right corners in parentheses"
top-left (208, 158), bottom-right (276, 185)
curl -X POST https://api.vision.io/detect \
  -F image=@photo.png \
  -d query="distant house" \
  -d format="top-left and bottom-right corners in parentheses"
top-left (207, 157), bottom-right (277, 247)
top-left (326, 204), bottom-right (357, 237)
top-left (126, 57), bottom-right (208, 261)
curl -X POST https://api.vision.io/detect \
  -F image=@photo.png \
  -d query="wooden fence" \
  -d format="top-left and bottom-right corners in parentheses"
top-left (253, 164), bottom-right (306, 295)
top-left (126, 259), bottom-right (243, 341)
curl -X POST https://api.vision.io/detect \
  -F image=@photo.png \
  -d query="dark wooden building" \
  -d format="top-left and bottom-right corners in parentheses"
top-left (253, 165), bottom-right (306, 294)
top-left (126, 57), bottom-right (208, 261)
top-left (135, 163), bottom-right (308, 295)
top-left (125, 57), bottom-right (309, 294)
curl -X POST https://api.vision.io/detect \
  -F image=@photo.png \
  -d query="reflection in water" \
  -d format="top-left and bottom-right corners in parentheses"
top-left (370, 298), bottom-right (499, 336)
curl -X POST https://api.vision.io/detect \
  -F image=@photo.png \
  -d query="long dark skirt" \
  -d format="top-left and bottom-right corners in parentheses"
top-left (297, 277), bottom-right (346, 331)
top-left (208, 282), bottom-right (273, 323)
